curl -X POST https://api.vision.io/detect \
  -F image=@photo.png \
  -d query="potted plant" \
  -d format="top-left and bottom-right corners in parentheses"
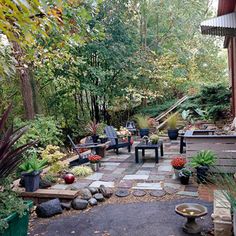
top-left (167, 113), bottom-right (179, 140)
top-left (179, 168), bottom-right (192, 185)
top-left (19, 152), bottom-right (47, 192)
top-left (86, 120), bottom-right (100, 143)
top-left (135, 114), bottom-right (150, 138)
top-left (150, 134), bottom-right (159, 144)
top-left (0, 105), bottom-right (35, 235)
top-left (190, 150), bottom-right (216, 183)
top-left (88, 154), bottom-right (102, 171)
top-left (171, 156), bottom-right (186, 178)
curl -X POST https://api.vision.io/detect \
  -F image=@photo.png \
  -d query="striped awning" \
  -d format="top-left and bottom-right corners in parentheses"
top-left (201, 12), bottom-right (236, 36)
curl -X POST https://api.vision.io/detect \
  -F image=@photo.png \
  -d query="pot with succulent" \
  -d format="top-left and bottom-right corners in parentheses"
top-left (190, 150), bottom-right (216, 183)
top-left (171, 156), bottom-right (187, 179)
top-left (88, 154), bottom-right (102, 171)
top-left (0, 105), bottom-right (35, 235)
top-left (167, 113), bottom-right (179, 140)
top-left (179, 168), bottom-right (192, 185)
top-left (150, 134), bottom-right (159, 144)
top-left (19, 152), bottom-right (48, 192)
top-left (135, 115), bottom-right (150, 138)
top-left (86, 120), bottom-right (100, 143)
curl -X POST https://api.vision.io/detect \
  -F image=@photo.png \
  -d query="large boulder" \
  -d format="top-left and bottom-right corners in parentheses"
top-left (80, 188), bottom-right (92, 200)
top-left (72, 198), bottom-right (88, 210)
top-left (36, 198), bottom-right (63, 218)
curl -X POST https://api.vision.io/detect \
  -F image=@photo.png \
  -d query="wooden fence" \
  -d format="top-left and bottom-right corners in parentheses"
top-left (185, 130), bottom-right (236, 173)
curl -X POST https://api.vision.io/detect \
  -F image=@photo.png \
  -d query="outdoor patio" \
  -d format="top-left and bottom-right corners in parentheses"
top-left (50, 137), bottom-right (200, 198)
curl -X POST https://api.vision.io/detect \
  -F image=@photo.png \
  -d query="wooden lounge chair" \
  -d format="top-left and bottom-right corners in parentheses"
top-left (125, 121), bottom-right (137, 135)
top-left (67, 135), bottom-right (90, 166)
top-left (104, 126), bottom-right (131, 154)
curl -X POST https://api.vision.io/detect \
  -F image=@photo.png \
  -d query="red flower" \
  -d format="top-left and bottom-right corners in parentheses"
top-left (171, 156), bottom-right (186, 169)
top-left (88, 154), bottom-right (102, 163)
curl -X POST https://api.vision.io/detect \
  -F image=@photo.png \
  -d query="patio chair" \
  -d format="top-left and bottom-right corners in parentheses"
top-left (125, 121), bottom-right (137, 135)
top-left (67, 135), bottom-right (90, 166)
top-left (104, 126), bottom-right (131, 154)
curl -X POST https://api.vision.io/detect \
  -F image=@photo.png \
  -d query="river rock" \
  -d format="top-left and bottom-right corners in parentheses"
top-left (88, 198), bottom-right (98, 206)
top-left (61, 202), bottom-right (71, 210)
top-left (88, 187), bottom-right (98, 194)
top-left (93, 193), bottom-right (105, 202)
top-left (36, 198), bottom-right (63, 218)
top-left (72, 198), bottom-right (88, 210)
top-left (99, 185), bottom-right (113, 198)
top-left (80, 188), bottom-right (92, 200)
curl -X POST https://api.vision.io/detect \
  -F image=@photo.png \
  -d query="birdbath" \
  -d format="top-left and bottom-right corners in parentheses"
top-left (175, 203), bottom-right (208, 234)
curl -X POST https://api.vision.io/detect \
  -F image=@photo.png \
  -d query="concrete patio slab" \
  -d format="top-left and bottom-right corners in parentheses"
top-left (123, 175), bottom-right (149, 180)
top-left (89, 181), bottom-right (114, 188)
top-left (85, 173), bottom-right (103, 180)
top-left (132, 182), bottom-right (162, 190)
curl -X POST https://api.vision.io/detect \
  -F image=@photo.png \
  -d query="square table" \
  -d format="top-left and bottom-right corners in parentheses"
top-left (135, 141), bottom-right (164, 163)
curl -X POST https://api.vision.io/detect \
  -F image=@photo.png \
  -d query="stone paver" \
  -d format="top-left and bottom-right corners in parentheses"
top-left (136, 170), bottom-right (151, 175)
top-left (112, 168), bottom-right (126, 174)
top-left (132, 183), bottom-right (162, 190)
top-left (141, 163), bottom-right (156, 168)
top-left (123, 175), bottom-right (149, 180)
top-left (89, 181), bottom-right (114, 188)
top-left (117, 180), bottom-right (133, 189)
top-left (85, 173), bottom-right (103, 180)
top-left (164, 182), bottom-right (182, 190)
top-left (176, 191), bottom-right (199, 197)
top-left (158, 165), bottom-right (172, 172)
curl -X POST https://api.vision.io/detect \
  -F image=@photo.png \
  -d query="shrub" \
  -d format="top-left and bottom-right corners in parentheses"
top-left (70, 166), bottom-right (93, 177)
top-left (41, 145), bottom-right (66, 164)
top-left (48, 162), bottom-right (68, 175)
top-left (15, 116), bottom-right (63, 148)
top-left (167, 113), bottom-right (179, 129)
top-left (135, 114), bottom-right (150, 129)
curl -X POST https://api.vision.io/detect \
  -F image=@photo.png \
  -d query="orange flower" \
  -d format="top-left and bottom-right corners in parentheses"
top-left (88, 155), bottom-right (102, 163)
top-left (171, 156), bottom-right (186, 169)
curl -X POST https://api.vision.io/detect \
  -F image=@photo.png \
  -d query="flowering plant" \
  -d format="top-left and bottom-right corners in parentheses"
top-left (88, 154), bottom-right (102, 163)
top-left (171, 156), bottom-right (186, 169)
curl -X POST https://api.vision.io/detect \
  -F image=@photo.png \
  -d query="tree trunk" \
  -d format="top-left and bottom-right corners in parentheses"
top-left (12, 42), bottom-right (35, 119)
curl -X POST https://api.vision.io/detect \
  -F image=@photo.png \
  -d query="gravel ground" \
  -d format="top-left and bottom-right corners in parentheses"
top-left (29, 198), bottom-right (213, 236)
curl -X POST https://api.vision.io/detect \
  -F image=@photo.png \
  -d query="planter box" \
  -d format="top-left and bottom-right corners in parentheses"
top-left (2, 201), bottom-right (33, 236)
top-left (185, 130), bottom-right (236, 173)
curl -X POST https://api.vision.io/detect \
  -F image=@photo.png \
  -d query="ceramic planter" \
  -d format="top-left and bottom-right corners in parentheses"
top-left (180, 175), bottom-right (190, 185)
top-left (91, 135), bottom-right (99, 143)
top-left (196, 166), bottom-right (209, 183)
top-left (22, 171), bottom-right (41, 192)
top-left (90, 162), bottom-right (99, 172)
top-left (140, 128), bottom-right (149, 138)
top-left (2, 201), bottom-right (33, 236)
top-left (168, 129), bottom-right (179, 140)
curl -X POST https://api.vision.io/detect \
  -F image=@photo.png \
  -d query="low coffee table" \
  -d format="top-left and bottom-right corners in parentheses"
top-left (135, 141), bottom-right (164, 163)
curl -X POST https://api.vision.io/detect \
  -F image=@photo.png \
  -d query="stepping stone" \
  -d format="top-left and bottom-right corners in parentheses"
top-left (89, 181), bottom-right (114, 188)
top-left (164, 183), bottom-right (181, 190)
top-left (86, 173), bottom-right (103, 181)
top-left (132, 183), bottom-right (162, 190)
top-left (123, 175), bottom-right (149, 180)
top-left (115, 189), bottom-right (130, 197)
top-left (164, 186), bottom-right (178, 194)
top-left (142, 163), bottom-right (156, 168)
top-left (176, 191), bottom-right (198, 197)
top-left (150, 190), bottom-right (166, 197)
top-left (117, 180), bottom-right (133, 189)
top-left (136, 170), bottom-right (150, 175)
top-left (158, 166), bottom-right (172, 172)
top-left (132, 190), bottom-right (146, 197)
